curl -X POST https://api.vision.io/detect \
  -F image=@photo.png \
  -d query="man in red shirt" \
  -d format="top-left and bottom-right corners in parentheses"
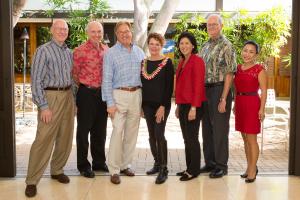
top-left (72, 21), bottom-right (109, 178)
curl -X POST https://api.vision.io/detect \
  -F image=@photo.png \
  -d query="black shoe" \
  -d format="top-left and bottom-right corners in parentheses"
top-left (179, 172), bottom-right (198, 181)
top-left (93, 163), bottom-right (109, 172)
top-left (155, 167), bottom-right (168, 184)
top-left (240, 173), bottom-right (248, 178)
top-left (80, 168), bottom-right (95, 178)
top-left (176, 170), bottom-right (186, 176)
top-left (200, 165), bottom-right (215, 173)
top-left (245, 168), bottom-right (258, 183)
top-left (241, 167), bottom-right (258, 179)
top-left (146, 165), bottom-right (160, 175)
top-left (209, 168), bottom-right (227, 178)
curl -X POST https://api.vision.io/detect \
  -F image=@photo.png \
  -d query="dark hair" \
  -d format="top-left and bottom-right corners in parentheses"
top-left (147, 32), bottom-right (165, 46)
top-left (176, 32), bottom-right (198, 58)
top-left (244, 40), bottom-right (260, 54)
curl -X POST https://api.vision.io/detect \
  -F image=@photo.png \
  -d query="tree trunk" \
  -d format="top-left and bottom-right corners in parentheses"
top-left (148, 0), bottom-right (179, 36)
top-left (133, 0), bottom-right (153, 48)
top-left (13, 0), bottom-right (28, 27)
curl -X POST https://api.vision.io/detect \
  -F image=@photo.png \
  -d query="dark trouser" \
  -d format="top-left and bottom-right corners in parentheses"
top-left (142, 103), bottom-right (170, 168)
top-left (178, 104), bottom-right (204, 176)
top-left (202, 85), bottom-right (232, 171)
top-left (76, 84), bottom-right (108, 171)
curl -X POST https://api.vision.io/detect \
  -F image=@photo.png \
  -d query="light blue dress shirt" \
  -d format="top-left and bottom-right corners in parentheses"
top-left (102, 42), bottom-right (145, 107)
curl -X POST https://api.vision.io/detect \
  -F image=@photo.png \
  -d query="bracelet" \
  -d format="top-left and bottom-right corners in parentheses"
top-left (190, 107), bottom-right (196, 111)
top-left (220, 97), bottom-right (226, 102)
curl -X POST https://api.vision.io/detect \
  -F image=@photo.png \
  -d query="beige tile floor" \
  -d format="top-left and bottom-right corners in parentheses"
top-left (1, 175), bottom-right (300, 200)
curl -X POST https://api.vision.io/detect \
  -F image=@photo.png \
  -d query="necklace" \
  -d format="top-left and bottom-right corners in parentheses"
top-left (141, 57), bottom-right (169, 80)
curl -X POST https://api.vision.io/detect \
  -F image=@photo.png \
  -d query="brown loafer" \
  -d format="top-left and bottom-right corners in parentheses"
top-left (51, 173), bottom-right (70, 184)
top-left (110, 174), bottom-right (121, 184)
top-left (25, 184), bottom-right (37, 198)
top-left (120, 168), bottom-right (135, 176)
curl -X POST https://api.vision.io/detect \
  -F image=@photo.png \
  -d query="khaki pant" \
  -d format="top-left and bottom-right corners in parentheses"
top-left (26, 90), bottom-right (74, 185)
top-left (107, 89), bottom-right (142, 175)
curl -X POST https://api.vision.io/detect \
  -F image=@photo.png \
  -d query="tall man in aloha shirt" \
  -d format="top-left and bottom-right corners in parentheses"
top-left (102, 21), bottom-right (145, 184)
top-left (72, 21), bottom-right (109, 178)
top-left (199, 14), bottom-right (237, 178)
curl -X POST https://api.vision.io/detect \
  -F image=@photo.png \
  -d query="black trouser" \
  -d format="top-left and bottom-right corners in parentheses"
top-left (76, 84), bottom-right (108, 171)
top-left (178, 104), bottom-right (203, 176)
top-left (202, 85), bottom-right (232, 171)
top-left (142, 102), bottom-right (170, 168)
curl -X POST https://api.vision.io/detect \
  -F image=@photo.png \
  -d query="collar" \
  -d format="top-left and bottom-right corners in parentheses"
top-left (86, 39), bottom-right (104, 50)
top-left (208, 34), bottom-right (224, 43)
top-left (51, 39), bottom-right (68, 49)
top-left (116, 41), bottom-right (133, 50)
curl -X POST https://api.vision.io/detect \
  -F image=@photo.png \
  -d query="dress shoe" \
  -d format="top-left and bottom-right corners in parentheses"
top-left (51, 173), bottom-right (70, 183)
top-left (146, 165), bottom-right (160, 175)
top-left (93, 163), bottom-right (109, 172)
top-left (209, 168), bottom-right (227, 178)
top-left (176, 170), bottom-right (186, 176)
top-left (240, 167), bottom-right (258, 179)
top-left (120, 168), bottom-right (135, 176)
top-left (80, 168), bottom-right (95, 178)
top-left (200, 165), bottom-right (215, 173)
top-left (245, 168), bottom-right (258, 183)
top-left (25, 184), bottom-right (37, 198)
top-left (155, 167), bottom-right (168, 184)
top-left (179, 172), bottom-right (197, 181)
top-left (110, 174), bottom-right (121, 184)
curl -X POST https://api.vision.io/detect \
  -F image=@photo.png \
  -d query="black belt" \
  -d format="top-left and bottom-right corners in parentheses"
top-left (117, 86), bottom-right (141, 92)
top-left (80, 83), bottom-right (100, 91)
top-left (205, 81), bottom-right (224, 88)
top-left (44, 85), bottom-right (71, 91)
top-left (236, 92), bottom-right (258, 96)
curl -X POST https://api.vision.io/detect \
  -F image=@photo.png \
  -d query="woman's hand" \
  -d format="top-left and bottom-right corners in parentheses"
top-left (155, 106), bottom-right (165, 123)
top-left (258, 109), bottom-right (265, 122)
top-left (188, 107), bottom-right (196, 121)
top-left (175, 106), bottom-right (179, 118)
top-left (141, 109), bottom-right (144, 118)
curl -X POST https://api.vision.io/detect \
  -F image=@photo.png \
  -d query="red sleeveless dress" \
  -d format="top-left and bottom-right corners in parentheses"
top-left (234, 64), bottom-right (264, 134)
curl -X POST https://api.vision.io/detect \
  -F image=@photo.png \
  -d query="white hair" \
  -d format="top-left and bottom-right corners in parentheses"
top-left (85, 21), bottom-right (103, 32)
top-left (207, 14), bottom-right (223, 24)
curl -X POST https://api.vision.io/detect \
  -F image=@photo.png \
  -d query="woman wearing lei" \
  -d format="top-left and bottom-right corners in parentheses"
top-left (141, 32), bottom-right (174, 184)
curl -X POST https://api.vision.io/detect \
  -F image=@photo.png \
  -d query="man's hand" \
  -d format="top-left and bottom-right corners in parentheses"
top-left (155, 106), bottom-right (165, 123)
top-left (107, 106), bottom-right (118, 119)
top-left (40, 109), bottom-right (53, 124)
top-left (218, 98), bottom-right (226, 113)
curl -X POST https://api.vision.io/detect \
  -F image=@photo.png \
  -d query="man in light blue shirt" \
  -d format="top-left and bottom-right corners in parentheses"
top-left (102, 21), bottom-right (144, 184)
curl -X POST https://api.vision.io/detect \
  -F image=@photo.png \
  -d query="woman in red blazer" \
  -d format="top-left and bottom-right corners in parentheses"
top-left (175, 32), bottom-right (206, 181)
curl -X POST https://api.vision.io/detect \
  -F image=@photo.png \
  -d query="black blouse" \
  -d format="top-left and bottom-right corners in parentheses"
top-left (141, 58), bottom-right (174, 108)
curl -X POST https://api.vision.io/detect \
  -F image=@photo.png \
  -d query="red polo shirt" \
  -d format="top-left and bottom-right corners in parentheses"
top-left (72, 40), bottom-right (108, 88)
top-left (175, 54), bottom-right (206, 107)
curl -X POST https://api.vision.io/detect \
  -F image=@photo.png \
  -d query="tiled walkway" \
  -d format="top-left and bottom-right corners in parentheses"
top-left (15, 100), bottom-right (289, 176)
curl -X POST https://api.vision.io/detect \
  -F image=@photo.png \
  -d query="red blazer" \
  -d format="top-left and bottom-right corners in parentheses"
top-left (175, 54), bottom-right (206, 107)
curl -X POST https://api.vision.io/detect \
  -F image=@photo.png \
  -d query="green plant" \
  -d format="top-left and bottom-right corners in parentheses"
top-left (173, 6), bottom-right (291, 66)
top-left (282, 53), bottom-right (291, 68)
top-left (45, 0), bottom-right (110, 49)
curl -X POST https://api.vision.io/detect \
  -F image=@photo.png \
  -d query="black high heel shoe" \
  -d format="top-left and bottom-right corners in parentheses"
top-left (245, 168), bottom-right (258, 183)
top-left (241, 167), bottom-right (258, 179)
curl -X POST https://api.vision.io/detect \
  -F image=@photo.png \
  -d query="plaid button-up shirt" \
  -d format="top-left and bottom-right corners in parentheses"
top-left (199, 35), bottom-right (237, 84)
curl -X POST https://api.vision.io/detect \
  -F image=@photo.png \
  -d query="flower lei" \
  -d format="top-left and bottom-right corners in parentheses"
top-left (141, 57), bottom-right (169, 80)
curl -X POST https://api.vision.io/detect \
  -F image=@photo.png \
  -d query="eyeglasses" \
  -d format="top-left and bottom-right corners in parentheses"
top-left (207, 23), bottom-right (219, 28)
top-left (117, 30), bottom-right (131, 35)
top-left (55, 27), bottom-right (68, 32)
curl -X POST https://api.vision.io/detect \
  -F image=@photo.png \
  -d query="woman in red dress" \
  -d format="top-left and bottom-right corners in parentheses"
top-left (234, 41), bottom-right (267, 183)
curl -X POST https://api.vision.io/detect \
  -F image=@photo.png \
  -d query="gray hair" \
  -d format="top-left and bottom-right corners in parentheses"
top-left (206, 14), bottom-right (223, 24)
